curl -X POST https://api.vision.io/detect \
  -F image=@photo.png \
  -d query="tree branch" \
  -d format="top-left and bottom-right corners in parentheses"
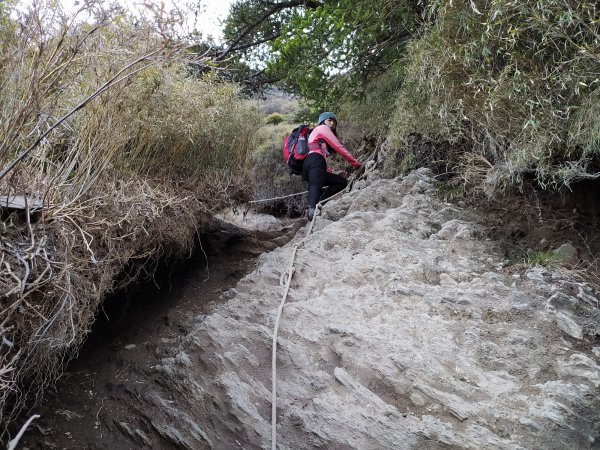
top-left (232, 32), bottom-right (282, 53)
top-left (216, 0), bottom-right (322, 60)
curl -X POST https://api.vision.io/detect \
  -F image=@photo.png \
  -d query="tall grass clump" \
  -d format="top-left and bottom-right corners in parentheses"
top-left (387, 0), bottom-right (600, 192)
top-left (0, 0), bottom-right (259, 436)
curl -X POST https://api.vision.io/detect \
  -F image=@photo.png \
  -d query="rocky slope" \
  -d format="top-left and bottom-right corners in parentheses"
top-left (131, 168), bottom-right (599, 449)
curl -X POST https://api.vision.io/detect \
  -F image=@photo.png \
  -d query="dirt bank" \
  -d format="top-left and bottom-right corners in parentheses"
top-left (17, 215), bottom-right (301, 449)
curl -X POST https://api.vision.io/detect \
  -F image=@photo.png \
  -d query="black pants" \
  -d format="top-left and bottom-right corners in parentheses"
top-left (301, 153), bottom-right (347, 209)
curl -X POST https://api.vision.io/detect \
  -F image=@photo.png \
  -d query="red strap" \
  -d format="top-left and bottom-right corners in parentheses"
top-left (282, 135), bottom-right (290, 161)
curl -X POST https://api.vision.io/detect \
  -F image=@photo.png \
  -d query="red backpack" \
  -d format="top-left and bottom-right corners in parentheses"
top-left (282, 125), bottom-right (312, 175)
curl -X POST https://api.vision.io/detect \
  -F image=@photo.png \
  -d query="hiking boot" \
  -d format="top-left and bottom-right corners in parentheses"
top-left (307, 207), bottom-right (316, 220)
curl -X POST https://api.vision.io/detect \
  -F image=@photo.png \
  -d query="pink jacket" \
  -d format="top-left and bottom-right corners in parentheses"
top-left (307, 124), bottom-right (360, 168)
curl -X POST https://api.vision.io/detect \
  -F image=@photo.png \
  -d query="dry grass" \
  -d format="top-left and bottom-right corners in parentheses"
top-left (0, 0), bottom-right (259, 435)
top-left (0, 178), bottom-right (205, 428)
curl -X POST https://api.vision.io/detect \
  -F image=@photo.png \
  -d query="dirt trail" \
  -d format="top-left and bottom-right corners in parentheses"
top-left (19, 215), bottom-right (301, 449)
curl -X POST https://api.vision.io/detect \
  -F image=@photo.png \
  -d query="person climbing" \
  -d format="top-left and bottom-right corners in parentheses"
top-left (302, 112), bottom-right (361, 220)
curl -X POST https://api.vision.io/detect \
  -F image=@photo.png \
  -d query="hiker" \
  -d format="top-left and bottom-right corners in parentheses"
top-left (302, 112), bottom-right (361, 220)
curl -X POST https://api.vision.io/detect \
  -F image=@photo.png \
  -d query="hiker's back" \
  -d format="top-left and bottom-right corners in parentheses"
top-left (282, 125), bottom-right (312, 175)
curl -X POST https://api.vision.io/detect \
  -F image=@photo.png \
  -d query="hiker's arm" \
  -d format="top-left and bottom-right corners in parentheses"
top-left (320, 127), bottom-right (360, 168)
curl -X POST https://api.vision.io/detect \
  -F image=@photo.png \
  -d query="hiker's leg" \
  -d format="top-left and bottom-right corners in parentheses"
top-left (302, 154), bottom-right (326, 209)
top-left (321, 172), bottom-right (348, 201)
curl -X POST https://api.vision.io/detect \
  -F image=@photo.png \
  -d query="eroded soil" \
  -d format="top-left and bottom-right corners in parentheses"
top-left (19, 217), bottom-right (301, 449)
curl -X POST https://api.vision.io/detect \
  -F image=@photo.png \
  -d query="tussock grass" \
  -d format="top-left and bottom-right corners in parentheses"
top-left (0, 0), bottom-right (259, 434)
top-left (525, 250), bottom-right (563, 267)
top-left (387, 0), bottom-right (600, 192)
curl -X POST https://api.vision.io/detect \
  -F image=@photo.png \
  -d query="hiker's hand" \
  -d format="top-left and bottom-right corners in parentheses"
top-left (336, 170), bottom-right (347, 178)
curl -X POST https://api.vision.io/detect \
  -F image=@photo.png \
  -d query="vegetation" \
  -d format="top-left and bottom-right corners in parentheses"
top-left (525, 250), bottom-right (563, 267)
top-left (266, 0), bottom-right (421, 108)
top-left (0, 0), bottom-right (598, 439)
top-left (389, 0), bottom-right (600, 192)
top-left (433, 181), bottom-right (465, 202)
top-left (265, 112), bottom-right (286, 125)
top-left (224, 0), bottom-right (600, 192)
top-left (0, 0), bottom-right (259, 434)
top-left (251, 97), bottom-right (307, 216)
top-left (224, 0), bottom-right (421, 111)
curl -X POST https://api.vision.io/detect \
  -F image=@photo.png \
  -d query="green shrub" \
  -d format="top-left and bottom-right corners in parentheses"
top-left (265, 112), bottom-right (286, 125)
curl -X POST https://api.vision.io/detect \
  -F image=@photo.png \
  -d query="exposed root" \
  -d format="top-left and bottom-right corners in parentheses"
top-left (0, 177), bottom-right (211, 436)
top-left (6, 414), bottom-right (39, 450)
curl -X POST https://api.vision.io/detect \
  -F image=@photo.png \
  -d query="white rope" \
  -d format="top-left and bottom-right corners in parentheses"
top-left (270, 152), bottom-right (378, 449)
top-left (271, 204), bottom-right (320, 450)
top-left (7, 414), bottom-right (40, 450)
top-left (248, 191), bottom-right (308, 204)
top-left (271, 243), bottom-right (297, 449)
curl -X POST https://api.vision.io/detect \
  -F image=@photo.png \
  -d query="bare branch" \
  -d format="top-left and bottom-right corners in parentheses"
top-left (216, 0), bottom-right (322, 60)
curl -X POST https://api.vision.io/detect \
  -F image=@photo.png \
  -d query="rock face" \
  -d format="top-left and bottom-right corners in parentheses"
top-left (148, 169), bottom-right (600, 449)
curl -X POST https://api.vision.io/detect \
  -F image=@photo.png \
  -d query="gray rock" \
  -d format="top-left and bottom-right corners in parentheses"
top-left (546, 291), bottom-right (600, 339)
top-left (432, 219), bottom-right (480, 240)
top-left (150, 422), bottom-right (194, 450)
top-left (175, 351), bottom-right (192, 367)
top-left (525, 267), bottom-right (548, 283)
top-left (195, 313), bottom-right (206, 322)
top-left (222, 288), bottom-right (238, 299)
top-left (519, 417), bottom-right (542, 432)
top-left (553, 242), bottom-right (578, 264)
top-left (116, 422), bottom-right (152, 446)
top-left (136, 170), bottom-right (600, 450)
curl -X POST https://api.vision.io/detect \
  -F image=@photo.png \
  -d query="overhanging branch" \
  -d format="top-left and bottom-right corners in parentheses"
top-left (216, 0), bottom-right (322, 60)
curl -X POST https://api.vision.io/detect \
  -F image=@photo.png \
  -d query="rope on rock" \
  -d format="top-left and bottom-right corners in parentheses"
top-left (271, 149), bottom-right (379, 449)
top-left (248, 190), bottom-right (308, 204)
top-left (270, 205), bottom-right (319, 450)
